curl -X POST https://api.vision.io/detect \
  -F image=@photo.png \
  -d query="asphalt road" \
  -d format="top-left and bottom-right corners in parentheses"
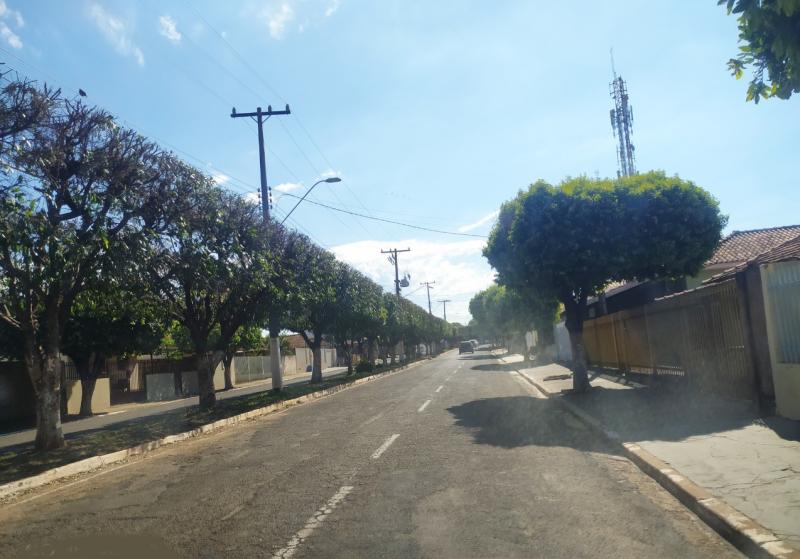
top-left (0, 367), bottom-right (347, 450)
top-left (0, 350), bottom-right (741, 558)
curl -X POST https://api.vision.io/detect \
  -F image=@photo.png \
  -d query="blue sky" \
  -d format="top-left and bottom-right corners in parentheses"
top-left (3, 0), bottom-right (798, 323)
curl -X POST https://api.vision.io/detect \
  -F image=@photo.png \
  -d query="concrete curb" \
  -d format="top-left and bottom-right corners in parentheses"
top-left (0, 357), bottom-right (434, 503)
top-left (507, 360), bottom-right (800, 559)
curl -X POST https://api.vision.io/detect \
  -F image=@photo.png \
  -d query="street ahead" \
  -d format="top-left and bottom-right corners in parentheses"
top-left (0, 351), bottom-right (741, 558)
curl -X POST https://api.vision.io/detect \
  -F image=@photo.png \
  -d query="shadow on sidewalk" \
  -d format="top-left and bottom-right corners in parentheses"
top-left (563, 386), bottom-right (800, 443)
top-left (447, 396), bottom-right (619, 454)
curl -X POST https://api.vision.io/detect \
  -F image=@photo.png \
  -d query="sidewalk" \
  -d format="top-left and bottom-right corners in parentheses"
top-left (502, 354), bottom-right (800, 552)
top-left (0, 366), bottom-right (347, 450)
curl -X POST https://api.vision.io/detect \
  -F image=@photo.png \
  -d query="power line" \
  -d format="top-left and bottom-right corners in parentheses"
top-left (280, 193), bottom-right (488, 238)
top-left (0, 53), bottom-right (484, 241)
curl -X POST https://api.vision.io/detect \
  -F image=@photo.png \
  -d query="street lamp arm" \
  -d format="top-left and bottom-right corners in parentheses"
top-left (280, 177), bottom-right (340, 225)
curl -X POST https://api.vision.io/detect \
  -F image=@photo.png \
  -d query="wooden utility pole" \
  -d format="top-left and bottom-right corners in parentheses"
top-left (421, 281), bottom-right (435, 315)
top-left (230, 104), bottom-right (290, 389)
top-left (381, 248), bottom-right (411, 297)
top-left (230, 104), bottom-right (290, 220)
top-left (438, 299), bottom-right (451, 321)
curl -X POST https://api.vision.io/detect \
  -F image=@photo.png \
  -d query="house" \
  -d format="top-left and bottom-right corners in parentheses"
top-left (282, 333), bottom-right (335, 350)
top-left (703, 233), bottom-right (800, 419)
top-left (587, 224), bottom-right (800, 318)
top-left (686, 224), bottom-right (800, 289)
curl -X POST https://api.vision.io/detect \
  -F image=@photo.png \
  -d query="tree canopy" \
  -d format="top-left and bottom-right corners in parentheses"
top-left (484, 171), bottom-right (726, 390)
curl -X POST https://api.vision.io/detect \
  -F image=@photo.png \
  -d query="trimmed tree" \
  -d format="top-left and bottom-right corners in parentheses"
top-left (148, 180), bottom-right (276, 409)
top-left (284, 245), bottom-right (344, 383)
top-left (331, 266), bottom-right (386, 374)
top-left (485, 171), bottom-right (726, 391)
top-left (0, 87), bottom-right (177, 449)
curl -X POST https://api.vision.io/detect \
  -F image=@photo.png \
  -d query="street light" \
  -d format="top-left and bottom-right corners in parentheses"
top-left (280, 177), bottom-right (341, 225)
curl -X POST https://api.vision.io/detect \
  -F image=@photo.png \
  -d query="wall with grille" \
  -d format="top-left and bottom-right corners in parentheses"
top-left (583, 279), bottom-right (754, 399)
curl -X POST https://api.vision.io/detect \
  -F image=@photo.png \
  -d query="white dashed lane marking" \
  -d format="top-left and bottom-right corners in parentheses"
top-left (435, 385), bottom-right (443, 393)
top-left (418, 399), bottom-right (432, 413)
top-left (371, 434), bottom-right (400, 459)
top-left (271, 485), bottom-right (354, 559)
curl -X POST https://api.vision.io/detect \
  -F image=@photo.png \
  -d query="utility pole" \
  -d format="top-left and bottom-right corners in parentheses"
top-left (230, 103), bottom-right (290, 390)
top-left (230, 104), bottom-right (291, 220)
top-left (381, 248), bottom-right (411, 297)
top-left (437, 299), bottom-right (451, 321)
top-left (420, 281), bottom-right (435, 315)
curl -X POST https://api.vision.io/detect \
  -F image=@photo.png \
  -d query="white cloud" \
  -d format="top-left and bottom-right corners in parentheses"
top-left (274, 182), bottom-right (303, 193)
top-left (458, 210), bottom-right (499, 233)
top-left (0, 22), bottom-right (20, 49)
top-left (89, 3), bottom-right (144, 66)
top-left (211, 172), bottom-right (230, 185)
top-left (158, 15), bottom-right (181, 43)
top-left (244, 192), bottom-right (260, 205)
top-left (0, 1), bottom-right (24, 50)
top-left (331, 238), bottom-right (494, 324)
top-left (262, 3), bottom-right (294, 40)
top-left (325, 0), bottom-right (340, 17)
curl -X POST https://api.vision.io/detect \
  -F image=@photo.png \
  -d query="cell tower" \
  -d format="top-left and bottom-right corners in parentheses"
top-left (609, 51), bottom-right (636, 177)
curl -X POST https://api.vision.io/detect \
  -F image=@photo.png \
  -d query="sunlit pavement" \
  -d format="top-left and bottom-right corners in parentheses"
top-left (0, 351), bottom-right (742, 558)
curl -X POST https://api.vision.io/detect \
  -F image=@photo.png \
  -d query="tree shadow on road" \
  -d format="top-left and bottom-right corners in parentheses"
top-left (467, 362), bottom-right (523, 373)
top-left (457, 352), bottom-right (507, 361)
top-left (447, 396), bottom-right (617, 454)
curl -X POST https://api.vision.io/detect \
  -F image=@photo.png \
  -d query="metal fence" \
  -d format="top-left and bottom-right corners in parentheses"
top-left (762, 261), bottom-right (800, 364)
top-left (583, 279), bottom-right (754, 399)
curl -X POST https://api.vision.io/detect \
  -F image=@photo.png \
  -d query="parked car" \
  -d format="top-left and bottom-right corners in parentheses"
top-left (459, 341), bottom-right (474, 354)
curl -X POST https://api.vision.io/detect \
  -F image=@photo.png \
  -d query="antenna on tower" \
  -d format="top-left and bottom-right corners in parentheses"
top-left (609, 51), bottom-right (636, 178)
top-left (610, 48), bottom-right (617, 79)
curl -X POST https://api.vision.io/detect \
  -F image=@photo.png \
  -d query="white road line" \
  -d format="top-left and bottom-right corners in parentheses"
top-left (371, 434), bottom-right (400, 459)
top-left (271, 485), bottom-right (354, 559)
top-left (435, 385), bottom-right (443, 393)
top-left (361, 412), bottom-right (384, 426)
top-left (418, 399), bottom-right (432, 413)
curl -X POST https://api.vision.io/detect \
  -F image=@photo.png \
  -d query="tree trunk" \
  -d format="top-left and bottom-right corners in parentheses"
top-left (223, 352), bottom-right (234, 390)
top-left (196, 351), bottom-right (222, 410)
top-left (347, 344), bottom-right (353, 374)
top-left (269, 313), bottom-right (283, 391)
top-left (367, 337), bottom-right (377, 366)
top-left (77, 352), bottom-right (102, 418)
top-left (79, 376), bottom-right (97, 417)
top-left (31, 351), bottom-right (64, 450)
top-left (564, 294), bottom-right (590, 392)
top-left (311, 342), bottom-right (323, 383)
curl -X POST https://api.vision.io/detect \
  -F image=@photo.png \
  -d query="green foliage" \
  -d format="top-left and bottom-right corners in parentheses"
top-left (469, 284), bottom-right (557, 342)
top-left (486, 172), bottom-right (726, 303)
top-left (484, 171), bottom-right (726, 389)
top-left (355, 361), bottom-right (374, 374)
top-left (62, 289), bottom-right (167, 367)
top-left (719, 0), bottom-right (800, 102)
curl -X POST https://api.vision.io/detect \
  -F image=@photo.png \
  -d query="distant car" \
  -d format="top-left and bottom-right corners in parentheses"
top-left (459, 341), bottom-right (474, 354)
top-left (469, 339), bottom-right (479, 348)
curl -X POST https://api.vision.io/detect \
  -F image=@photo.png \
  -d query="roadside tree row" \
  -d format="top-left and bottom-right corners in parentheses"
top-left (0, 78), bottom-right (451, 451)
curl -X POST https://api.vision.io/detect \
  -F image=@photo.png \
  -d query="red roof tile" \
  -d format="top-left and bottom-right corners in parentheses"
top-left (708, 225), bottom-right (800, 266)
